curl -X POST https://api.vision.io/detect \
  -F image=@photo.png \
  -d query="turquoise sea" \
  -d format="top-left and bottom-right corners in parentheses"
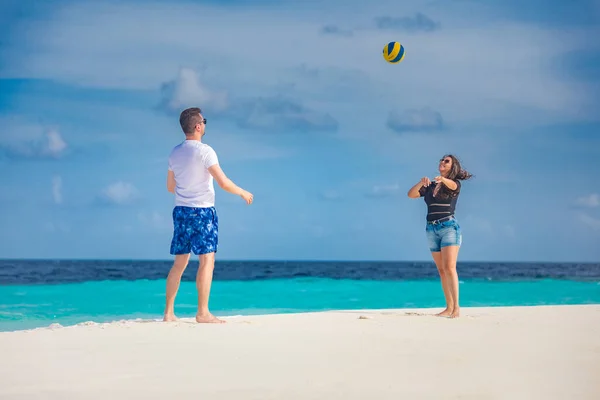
top-left (1, 260), bottom-right (599, 332)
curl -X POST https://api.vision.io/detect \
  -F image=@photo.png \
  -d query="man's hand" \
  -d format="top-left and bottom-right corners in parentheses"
top-left (240, 190), bottom-right (253, 205)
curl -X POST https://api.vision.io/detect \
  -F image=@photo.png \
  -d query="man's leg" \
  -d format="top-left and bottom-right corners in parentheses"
top-left (164, 206), bottom-right (192, 322)
top-left (192, 207), bottom-right (223, 323)
top-left (163, 253), bottom-right (191, 321)
top-left (195, 252), bottom-right (225, 323)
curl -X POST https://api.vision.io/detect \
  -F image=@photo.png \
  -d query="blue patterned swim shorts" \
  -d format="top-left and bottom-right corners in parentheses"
top-left (169, 206), bottom-right (218, 255)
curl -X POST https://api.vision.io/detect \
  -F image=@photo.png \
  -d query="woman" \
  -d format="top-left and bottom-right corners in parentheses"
top-left (407, 154), bottom-right (472, 318)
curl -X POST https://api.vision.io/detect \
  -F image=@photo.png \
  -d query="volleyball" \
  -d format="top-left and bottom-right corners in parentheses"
top-left (383, 41), bottom-right (405, 64)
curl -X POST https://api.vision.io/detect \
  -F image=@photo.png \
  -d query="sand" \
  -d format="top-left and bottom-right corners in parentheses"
top-left (1, 305), bottom-right (599, 399)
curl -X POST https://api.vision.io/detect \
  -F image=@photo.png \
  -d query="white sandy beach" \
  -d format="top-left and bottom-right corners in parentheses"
top-left (1, 305), bottom-right (599, 400)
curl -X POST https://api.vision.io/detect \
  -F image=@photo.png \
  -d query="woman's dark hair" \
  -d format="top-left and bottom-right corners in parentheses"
top-left (434, 154), bottom-right (473, 199)
top-left (444, 154), bottom-right (473, 181)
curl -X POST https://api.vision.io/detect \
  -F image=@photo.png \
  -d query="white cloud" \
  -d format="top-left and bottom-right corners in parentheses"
top-left (2, 0), bottom-right (597, 128)
top-left (374, 13), bottom-right (441, 32)
top-left (320, 25), bottom-right (354, 37)
top-left (212, 133), bottom-right (291, 160)
top-left (157, 67), bottom-right (339, 133)
top-left (462, 215), bottom-right (516, 239)
top-left (45, 129), bottom-right (67, 156)
top-left (138, 211), bottom-right (171, 230)
top-left (52, 176), bottom-right (62, 204)
top-left (159, 67), bottom-right (228, 114)
top-left (577, 212), bottom-right (600, 230)
top-left (576, 193), bottom-right (600, 208)
top-left (387, 107), bottom-right (444, 133)
top-left (153, 129), bottom-right (291, 163)
top-left (0, 118), bottom-right (68, 159)
top-left (367, 183), bottom-right (402, 198)
top-left (233, 96), bottom-right (339, 133)
top-left (100, 181), bottom-right (139, 205)
top-left (320, 190), bottom-right (342, 201)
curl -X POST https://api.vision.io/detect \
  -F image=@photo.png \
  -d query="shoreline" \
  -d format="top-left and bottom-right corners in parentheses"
top-left (2, 304), bottom-right (599, 399)
top-left (1, 303), bottom-right (600, 333)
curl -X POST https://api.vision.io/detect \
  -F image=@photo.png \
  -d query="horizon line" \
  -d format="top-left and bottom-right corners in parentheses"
top-left (0, 258), bottom-right (598, 264)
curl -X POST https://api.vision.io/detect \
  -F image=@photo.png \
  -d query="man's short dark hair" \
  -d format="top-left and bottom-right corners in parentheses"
top-left (179, 107), bottom-right (203, 135)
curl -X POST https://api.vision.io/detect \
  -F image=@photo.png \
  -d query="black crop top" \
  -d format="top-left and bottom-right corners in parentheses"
top-left (419, 180), bottom-right (461, 222)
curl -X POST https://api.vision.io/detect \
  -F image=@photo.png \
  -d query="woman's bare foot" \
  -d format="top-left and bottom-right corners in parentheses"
top-left (196, 313), bottom-right (226, 324)
top-left (449, 307), bottom-right (460, 318)
top-left (435, 308), bottom-right (453, 317)
top-left (163, 314), bottom-right (179, 322)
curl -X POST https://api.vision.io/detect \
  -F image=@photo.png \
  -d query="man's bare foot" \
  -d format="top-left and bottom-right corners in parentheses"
top-left (435, 308), bottom-right (453, 317)
top-left (449, 307), bottom-right (460, 318)
top-left (163, 314), bottom-right (179, 322)
top-left (196, 313), bottom-right (226, 324)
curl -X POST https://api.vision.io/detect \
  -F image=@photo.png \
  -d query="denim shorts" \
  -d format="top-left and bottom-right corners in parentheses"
top-left (425, 216), bottom-right (462, 252)
top-left (170, 206), bottom-right (218, 255)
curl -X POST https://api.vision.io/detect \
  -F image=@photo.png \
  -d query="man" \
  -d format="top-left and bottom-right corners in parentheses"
top-left (164, 107), bottom-right (253, 323)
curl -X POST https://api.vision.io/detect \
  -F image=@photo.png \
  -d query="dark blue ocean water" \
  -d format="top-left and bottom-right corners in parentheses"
top-left (1, 260), bottom-right (599, 332)
top-left (1, 259), bottom-right (599, 284)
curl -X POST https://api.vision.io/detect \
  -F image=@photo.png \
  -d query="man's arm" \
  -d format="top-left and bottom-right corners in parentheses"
top-left (208, 164), bottom-right (253, 204)
top-left (167, 170), bottom-right (176, 193)
top-left (208, 164), bottom-right (243, 195)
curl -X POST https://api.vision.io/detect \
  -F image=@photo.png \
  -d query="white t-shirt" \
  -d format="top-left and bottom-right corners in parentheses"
top-left (168, 140), bottom-right (219, 207)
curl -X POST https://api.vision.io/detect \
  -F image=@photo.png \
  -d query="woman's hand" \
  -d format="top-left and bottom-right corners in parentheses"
top-left (408, 177), bottom-right (430, 198)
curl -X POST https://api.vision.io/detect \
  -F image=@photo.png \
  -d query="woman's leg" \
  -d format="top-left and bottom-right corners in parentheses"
top-left (431, 251), bottom-right (453, 317)
top-left (441, 245), bottom-right (461, 318)
top-left (427, 224), bottom-right (453, 316)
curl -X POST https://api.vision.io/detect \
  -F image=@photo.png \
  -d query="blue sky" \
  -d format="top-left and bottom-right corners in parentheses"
top-left (1, 0), bottom-right (599, 262)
